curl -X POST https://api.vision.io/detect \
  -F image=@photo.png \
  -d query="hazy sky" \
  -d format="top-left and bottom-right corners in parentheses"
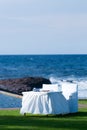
top-left (0, 0), bottom-right (87, 54)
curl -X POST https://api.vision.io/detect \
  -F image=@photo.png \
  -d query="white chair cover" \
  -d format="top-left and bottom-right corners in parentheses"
top-left (61, 82), bottom-right (78, 113)
top-left (42, 84), bottom-right (60, 92)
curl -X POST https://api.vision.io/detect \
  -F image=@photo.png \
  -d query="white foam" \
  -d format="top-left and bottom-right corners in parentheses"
top-left (49, 76), bottom-right (87, 99)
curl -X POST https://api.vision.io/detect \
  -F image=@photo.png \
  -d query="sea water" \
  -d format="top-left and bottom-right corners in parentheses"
top-left (0, 93), bottom-right (21, 108)
top-left (0, 54), bottom-right (87, 108)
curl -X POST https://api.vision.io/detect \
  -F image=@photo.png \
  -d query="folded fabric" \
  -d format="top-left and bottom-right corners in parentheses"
top-left (20, 91), bottom-right (69, 115)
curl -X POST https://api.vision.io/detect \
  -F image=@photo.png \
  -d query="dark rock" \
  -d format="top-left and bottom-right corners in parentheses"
top-left (0, 77), bottom-right (51, 95)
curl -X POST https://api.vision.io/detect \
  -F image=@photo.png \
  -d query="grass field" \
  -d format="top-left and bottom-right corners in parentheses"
top-left (0, 100), bottom-right (87, 130)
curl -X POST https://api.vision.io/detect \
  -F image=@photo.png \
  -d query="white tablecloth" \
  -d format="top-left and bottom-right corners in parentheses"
top-left (20, 91), bottom-right (69, 115)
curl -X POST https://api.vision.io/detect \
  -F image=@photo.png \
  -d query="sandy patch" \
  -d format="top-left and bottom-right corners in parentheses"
top-left (0, 90), bottom-right (22, 98)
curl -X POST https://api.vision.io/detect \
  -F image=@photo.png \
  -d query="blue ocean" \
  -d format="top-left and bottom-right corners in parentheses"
top-left (0, 54), bottom-right (87, 108)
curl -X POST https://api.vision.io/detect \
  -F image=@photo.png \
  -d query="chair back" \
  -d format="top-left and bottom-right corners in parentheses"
top-left (61, 82), bottom-right (78, 113)
top-left (42, 84), bottom-right (59, 92)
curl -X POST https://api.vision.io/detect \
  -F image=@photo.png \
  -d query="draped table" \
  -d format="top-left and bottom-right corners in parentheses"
top-left (20, 91), bottom-right (69, 115)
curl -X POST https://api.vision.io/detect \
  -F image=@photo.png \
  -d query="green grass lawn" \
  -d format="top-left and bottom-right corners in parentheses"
top-left (0, 100), bottom-right (87, 130)
top-left (78, 99), bottom-right (87, 104)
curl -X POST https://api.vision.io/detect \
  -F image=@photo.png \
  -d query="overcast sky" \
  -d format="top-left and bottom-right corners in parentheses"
top-left (0, 0), bottom-right (87, 54)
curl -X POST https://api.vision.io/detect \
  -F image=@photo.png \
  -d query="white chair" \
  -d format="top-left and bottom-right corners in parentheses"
top-left (61, 82), bottom-right (78, 113)
top-left (42, 84), bottom-right (60, 92)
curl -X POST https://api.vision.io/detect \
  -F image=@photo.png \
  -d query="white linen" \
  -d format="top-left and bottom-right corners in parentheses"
top-left (61, 82), bottom-right (78, 113)
top-left (20, 91), bottom-right (69, 115)
top-left (42, 84), bottom-right (59, 92)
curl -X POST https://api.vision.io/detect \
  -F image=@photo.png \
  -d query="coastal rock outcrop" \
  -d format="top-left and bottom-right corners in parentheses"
top-left (0, 77), bottom-right (51, 95)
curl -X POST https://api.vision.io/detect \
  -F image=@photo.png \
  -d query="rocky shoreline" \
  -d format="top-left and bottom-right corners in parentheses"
top-left (0, 77), bottom-right (51, 95)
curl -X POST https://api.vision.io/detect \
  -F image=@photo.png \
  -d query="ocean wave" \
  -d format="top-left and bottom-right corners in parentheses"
top-left (49, 76), bottom-right (87, 99)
